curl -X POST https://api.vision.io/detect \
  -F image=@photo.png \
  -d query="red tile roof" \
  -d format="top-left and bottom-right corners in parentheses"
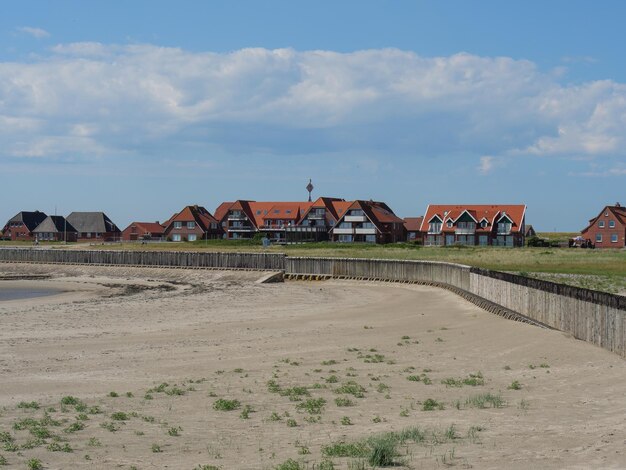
top-left (124, 222), bottom-right (165, 234)
top-left (403, 217), bottom-right (424, 232)
top-left (581, 204), bottom-right (626, 233)
top-left (163, 205), bottom-right (219, 232)
top-left (420, 205), bottom-right (526, 233)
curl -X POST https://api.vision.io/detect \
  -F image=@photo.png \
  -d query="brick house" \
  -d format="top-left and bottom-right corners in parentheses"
top-left (33, 216), bottom-right (78, 242)
top-left (162, 205), bottom-right (222, 242)
top-left (581, 203), bottom-right (626, 248)
top-left (403, 217), bottom-right (424, 243)
top-left (215, 200), bottom-right (315, 242)
top-left (66, 212), bottom-right (121, 242)
top-left (121, 222), bottom-right (165, 241)
top-left (1, 211), bottom-right (48, 241)
top-left (286, 197), bottom-right (349, 243)
top-left (421, 205), bottom-right (526, 247)
top-left (330, 200), bottom-right (405, 243)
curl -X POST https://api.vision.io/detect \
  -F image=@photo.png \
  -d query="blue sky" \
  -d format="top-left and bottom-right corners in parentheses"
top-left (1, 1), bottom-right (625, 231)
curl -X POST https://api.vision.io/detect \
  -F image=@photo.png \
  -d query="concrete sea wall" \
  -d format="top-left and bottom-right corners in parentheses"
top-left (0, 248), bottom-right (624, 357)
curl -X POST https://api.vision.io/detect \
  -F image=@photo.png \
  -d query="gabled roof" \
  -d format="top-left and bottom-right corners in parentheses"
top-left (581, 204), bottom-right (626, 233)
top-left (403, 217), bottom-right (424, 232)
top-left (123, 222), bottom-right (165, 234)
top-left (163, 205), bottom-right (218, 232)
top-left (299, 197), bottom-right (346, 222)
top-left (214, 202), bottom-right (235, 223)
top-left (33, 216), bottom-right (77, 234)
top-left (420, 205), bottom-right (526, 233)
top-left (330, 201), bottom-right (353, 220)
top-left (66, 212), bottom-right (120, 234)
top-left (334, 200), bottom-right (404, 233)
top-left (6, 211), bottom-right (48, 231)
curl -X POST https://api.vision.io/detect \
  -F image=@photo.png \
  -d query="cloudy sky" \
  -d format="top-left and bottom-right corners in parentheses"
top-left (2, 1), bottom-right (625, 230)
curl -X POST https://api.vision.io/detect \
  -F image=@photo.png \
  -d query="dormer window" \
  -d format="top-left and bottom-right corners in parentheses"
top-left (480, 220), bottom-right (487, 228)
top-left (446, 220), bottom-right (453, 228)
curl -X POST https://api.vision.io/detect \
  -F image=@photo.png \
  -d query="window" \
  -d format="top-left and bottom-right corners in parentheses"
top-left (211, 223), bottom-right (217, 229)
top-left (172, 234), bottom-right (181, 242)
top-left (609, 220), bottom-right (615, 228)
top-left (447, 220), bottom-right (453, 228)
top-left (256, 210), bottom-right (261, 215)
top-left (596, 233), bottom-right (602, 243)
top-left (174, 221), bottom-right (182, 229)
top-left (599, 221), bottom-right (605, 228)
top-left (479, 235), bottom-right (488, 246)
top-left (365, 234), bottom-right (376, 243)
top-left (186, 221), bottom-right (195, 229)
top-left (285, 210), bottom-right (291, 214)
top-left (611, 234), bottom-right (618, 243)
top-left (429, 222), bottom-right (442, 233)
top-left (187, 234), bottom-right (197, 242)
top-left (480, 220), bottom-right (487, 228)
top-left (498, 223), bottom-right (512, 233)
top-left (350, 210), bottom-right (364, 216)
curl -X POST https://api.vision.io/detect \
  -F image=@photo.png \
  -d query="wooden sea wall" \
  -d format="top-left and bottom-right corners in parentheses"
top-left (0, 248), bottom-right (286, 271)
top-left (285, 257), bottom-right (471, 290)
top-left (469, 269), bottom-right (626, 356)
top-left (0, 248), bottom-right (624, 356)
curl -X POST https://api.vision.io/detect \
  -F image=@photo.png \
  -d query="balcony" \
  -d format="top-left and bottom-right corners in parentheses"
top-left (345, 215), bottom-right (367, 222)
top-left (355, 228), bottom-right (376, 235)
top-left (455, 228), bottom-right (476, 235)
top-left (308, 212), bottom-right (326, 220)
top-left (285, 226), bottom-right (327, 232)
top-left (228, 226), bottom-right (255, 232)
top-left (333, 228), bottom-right (354, 235)
top-left (228, 214), bottom-right (248, 221)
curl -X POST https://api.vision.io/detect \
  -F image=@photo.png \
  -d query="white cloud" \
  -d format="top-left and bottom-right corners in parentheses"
top-left (478, 156), bottom-right (496, 175)
top-left (17, 26), bottom-right (50, 39)
top-left (0, 43), bottom-right (625, 167)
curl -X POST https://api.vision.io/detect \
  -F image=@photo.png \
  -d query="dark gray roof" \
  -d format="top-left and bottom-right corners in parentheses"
top-left (66, 212), bottom-right (120, 233)
top-left (7, 211), bottom-right (47, 231)
top-left (33, 216), bottom-right (77, 234)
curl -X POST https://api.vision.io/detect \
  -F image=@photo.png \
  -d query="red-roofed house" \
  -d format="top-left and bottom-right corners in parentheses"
top-left (420, 204), bottom-right (526, 247)
top-left (403, 217), bottom-right (424, 243)
top-left (163, 205), bottom-right (222, 242)
top-left (121, 222), bottom-right (166, 241)
top-left (330, 200), bottom-right (405, 243)
top-left (581, 203), bottom-right (626, 248)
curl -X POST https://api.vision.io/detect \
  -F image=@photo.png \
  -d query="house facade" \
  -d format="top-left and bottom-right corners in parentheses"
top-left (121, 222), bottom-right (165, 241)
top-left (330, 200), bottom-right (405, 244)
top-left (421, 205), bottom-right (526, 247)
top-left (285, 197), bottom-right (349, 243)
top-left (66, 212), bottom-right (121, 242)
top-left (581, 203), bottom-right (626, 248)
top-left (162, 205), bottom-right (222, 242)
top-left (1, 211), bottom-right (47, 241)
top-left (403, 217), bottom-right (424, 243)
top-left (33, 216), bottom-right (78, 242)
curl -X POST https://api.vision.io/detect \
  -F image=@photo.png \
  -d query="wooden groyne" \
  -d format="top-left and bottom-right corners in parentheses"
top-left (0, 248), bottom-right (624, 357)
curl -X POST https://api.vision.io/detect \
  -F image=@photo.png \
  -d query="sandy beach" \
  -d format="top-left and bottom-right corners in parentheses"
top-left (0, 263), bottom-right (625, 469)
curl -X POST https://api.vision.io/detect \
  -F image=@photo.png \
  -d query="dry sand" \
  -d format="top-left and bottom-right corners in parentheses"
top-left (0, 263), bottom-right (625, 470)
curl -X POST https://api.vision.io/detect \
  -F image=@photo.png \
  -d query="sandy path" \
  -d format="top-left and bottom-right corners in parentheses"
top-left (0, 263), bottom-right (624, 469)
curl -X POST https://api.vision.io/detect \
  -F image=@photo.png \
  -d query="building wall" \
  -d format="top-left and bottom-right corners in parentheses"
top-left (583, 214), bottom-right (626, 248)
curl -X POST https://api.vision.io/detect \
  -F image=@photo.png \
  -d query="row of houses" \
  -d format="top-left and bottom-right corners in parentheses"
top-left (2, 200), bottom-right (625, 248)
